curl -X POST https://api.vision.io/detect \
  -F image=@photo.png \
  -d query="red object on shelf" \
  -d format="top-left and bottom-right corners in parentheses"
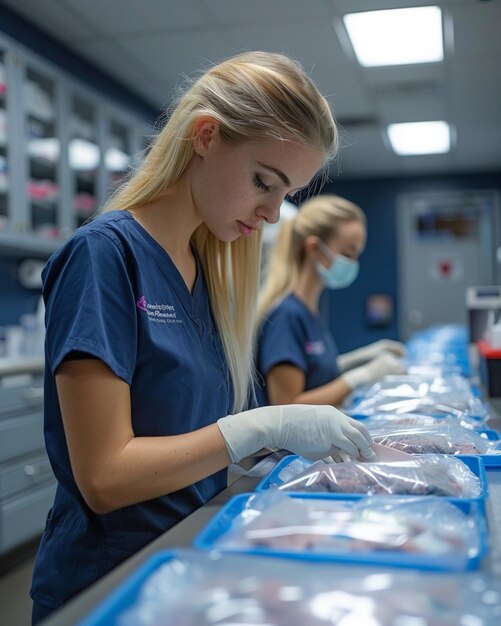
top-left (477, 340), bottom-right (501, 359)
top-left (477, 340), bottom-right (501, 397)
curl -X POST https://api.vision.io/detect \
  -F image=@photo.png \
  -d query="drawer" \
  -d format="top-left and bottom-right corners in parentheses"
top-left (0, 452), bottom-right (54, 499)
top-left (0, 481), bottom-right (56, 554)
top-left (0, 384), bottom-right (44, 419)
top-left (0, 411), bottom-right (44, 463)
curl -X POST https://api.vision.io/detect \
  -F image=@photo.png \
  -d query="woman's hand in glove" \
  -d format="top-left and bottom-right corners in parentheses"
top-left (337, 339), bottom-right (406, 371)
top-left (217, 404), bottom-right (376, 464)
top-left (341, 352), bottom-right (406, 390)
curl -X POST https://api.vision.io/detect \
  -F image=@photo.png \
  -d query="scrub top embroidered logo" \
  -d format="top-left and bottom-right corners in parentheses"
top-left (304, 340), bottom-right (326, 355)
top-left (136, 296), bottom-right (183, 324)
top-left (136, 296), bottom-right (147, 311)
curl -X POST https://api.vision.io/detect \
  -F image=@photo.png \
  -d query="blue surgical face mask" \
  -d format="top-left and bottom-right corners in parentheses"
top-left (315, 239), bottom-right (359, 289)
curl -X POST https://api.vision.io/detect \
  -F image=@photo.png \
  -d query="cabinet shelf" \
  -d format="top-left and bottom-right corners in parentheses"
top-left (30, 198), bottom-right (58, 211)
top-left (26, 111), bottom-right (55, 126)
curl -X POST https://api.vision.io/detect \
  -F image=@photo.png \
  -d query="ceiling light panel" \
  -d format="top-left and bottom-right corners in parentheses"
top-left (343, 6), bottom-right (444, 67)
top-left (387, 121), bottom-right (451, 155)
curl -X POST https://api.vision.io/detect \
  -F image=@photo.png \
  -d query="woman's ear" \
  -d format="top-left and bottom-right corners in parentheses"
top-left (305, 235), bottom-right (332, 266)
top-left (192, 117), bottom-right (220, 156)
top-left (304, 235), bottom-right (321, 257)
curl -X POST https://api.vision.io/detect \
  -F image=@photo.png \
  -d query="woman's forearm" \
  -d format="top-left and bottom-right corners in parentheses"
top-left (85, 424), bottom-right (231, 514)
top-left (287, 377), bottom-right (352, 407)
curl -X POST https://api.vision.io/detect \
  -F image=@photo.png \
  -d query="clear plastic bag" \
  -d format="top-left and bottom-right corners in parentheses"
top-left (362, 411), bottom-right (484, 431)
top-left (405, 324), bottom-right (471, 377)
top-left (116, 549), bottom-right (501, 625)
top-left (214, 490), bottom-right (482, 566)
top-left (277, 456), bottom-right (314, 484)
top-left (407, 363), bottom-right (464, 377)
top-left (371, 424), bottom-right (501, 456)
top-left (350, 374), bottom-right (488, 424)
top-left (277, 455), bottom-right (482, 498)
top-left (367, 374), bottom-right (473, 397)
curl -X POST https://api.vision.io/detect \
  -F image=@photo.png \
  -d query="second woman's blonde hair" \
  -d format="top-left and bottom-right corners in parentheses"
top-left (103, 51), bottom-right (337, 412)
top-left (258, 194), bottom-right (365, 321)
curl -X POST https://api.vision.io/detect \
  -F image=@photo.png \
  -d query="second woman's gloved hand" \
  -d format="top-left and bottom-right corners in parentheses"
top-left (337, 339), bottom-right (406, 371)
top-left (341, 352), bottom-right (406, 390)
top-left (217, 404), bottom-right (376, 464)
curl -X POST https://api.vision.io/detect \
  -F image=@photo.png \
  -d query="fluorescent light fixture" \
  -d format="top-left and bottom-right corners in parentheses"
top-left (343, 6), bottom-right (443, 66)
top-left (69, 138), bottom-right (100, 170)
top-left (105, 147), bottom-right (130, 172)
top-left (387, 121), bottom-right (451, 155)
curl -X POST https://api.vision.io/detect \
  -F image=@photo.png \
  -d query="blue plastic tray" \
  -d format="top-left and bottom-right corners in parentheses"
top-left (78, 550), bottom-right (178, 626)
top-left (194, 493), bottom-right (487, 571)
top-left (255, 454), bottom-right (489, 510)
top-left (479, 429), bottom-right (501, 467)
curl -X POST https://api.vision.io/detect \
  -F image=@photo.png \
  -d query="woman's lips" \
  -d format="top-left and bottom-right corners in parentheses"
top-left (237, 220), bottom-right (258, 236)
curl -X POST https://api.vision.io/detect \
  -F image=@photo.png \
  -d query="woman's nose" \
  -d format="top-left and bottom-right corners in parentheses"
top-left (257, 199), bottom-right (281, 225)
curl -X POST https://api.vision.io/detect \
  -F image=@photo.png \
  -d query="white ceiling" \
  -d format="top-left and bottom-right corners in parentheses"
top-left (4, 0), bottom-right (501, 179)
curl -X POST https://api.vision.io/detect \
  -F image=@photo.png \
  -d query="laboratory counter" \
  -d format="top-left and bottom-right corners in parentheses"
top-left (40, 426), bottom-right (501, 626)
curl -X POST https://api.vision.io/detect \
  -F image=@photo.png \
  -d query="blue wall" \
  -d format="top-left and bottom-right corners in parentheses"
top-left (321, 171), bottom-right (501, 353)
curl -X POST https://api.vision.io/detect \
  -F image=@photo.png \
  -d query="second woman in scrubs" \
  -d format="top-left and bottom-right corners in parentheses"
top-left (257, 194), bottom-right (405, 407)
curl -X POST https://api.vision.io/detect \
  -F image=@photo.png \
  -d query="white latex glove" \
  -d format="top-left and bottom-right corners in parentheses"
top-left (341, 352), bottom-right (407, 390)
top-left (337, 339), bottom-right (406, 372)
top-left (217, 404), bottom-right (376, 464)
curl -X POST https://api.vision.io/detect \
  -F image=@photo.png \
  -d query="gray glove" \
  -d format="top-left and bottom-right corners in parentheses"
top-left (217, 404), bottom-right (376, 464)
top-left (341, 352), bottom-right (407, 390)
top-left (337, 339), bottom-right (406, 372)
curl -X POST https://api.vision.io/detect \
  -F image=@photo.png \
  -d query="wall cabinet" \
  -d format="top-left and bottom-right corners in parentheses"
top-left (0, 33), bottom-right (149, 258)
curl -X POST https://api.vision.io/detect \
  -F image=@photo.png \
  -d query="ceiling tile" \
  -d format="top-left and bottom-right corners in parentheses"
top-left (3, 0), bottom-right (96, 40)
top-left (199, 0), bottom-right (333, 22)
top-left (60, 0), bottom-right (208, 38)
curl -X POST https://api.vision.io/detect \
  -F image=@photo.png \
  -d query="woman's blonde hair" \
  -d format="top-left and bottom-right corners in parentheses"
top-left (258, 194), bottom-right (365, 321)
top-left (103, 51), bottom-right (337, 412)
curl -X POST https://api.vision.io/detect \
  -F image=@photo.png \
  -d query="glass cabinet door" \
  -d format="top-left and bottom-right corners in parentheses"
top-left (105, 118), bottom-right (133, 200)
top-left (24, 65), bottom-right (60, 238)
top-left (0, 50), bottom-right (8, 230)
top-left (70, 95), bottom-right (100, 228)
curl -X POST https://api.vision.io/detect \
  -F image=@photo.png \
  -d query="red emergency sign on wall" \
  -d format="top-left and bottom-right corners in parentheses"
top-left (428, 253), bottom-right (464, 281)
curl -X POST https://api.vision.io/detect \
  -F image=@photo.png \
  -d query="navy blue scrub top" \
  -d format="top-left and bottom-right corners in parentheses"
top-left (256, 294), bottom-right (340, 405)
top-left (31, 210), bottom-right (233, 610)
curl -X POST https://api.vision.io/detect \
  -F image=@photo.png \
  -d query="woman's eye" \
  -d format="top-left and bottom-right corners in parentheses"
top-left (254, 175), bottom-right (270, 192)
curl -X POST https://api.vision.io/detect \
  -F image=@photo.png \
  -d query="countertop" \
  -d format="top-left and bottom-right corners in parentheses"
top-left (40, 428), bottom-right (501, 625)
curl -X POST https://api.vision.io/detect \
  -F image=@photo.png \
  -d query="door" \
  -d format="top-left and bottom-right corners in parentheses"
top-left (398, 190), bottom-right (499, 339)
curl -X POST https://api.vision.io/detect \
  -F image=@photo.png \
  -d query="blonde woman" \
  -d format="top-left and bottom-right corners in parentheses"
top-left (257, 194), bottom-right (406, 408)
top-left (30, 53), bottom-right (376, 622)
